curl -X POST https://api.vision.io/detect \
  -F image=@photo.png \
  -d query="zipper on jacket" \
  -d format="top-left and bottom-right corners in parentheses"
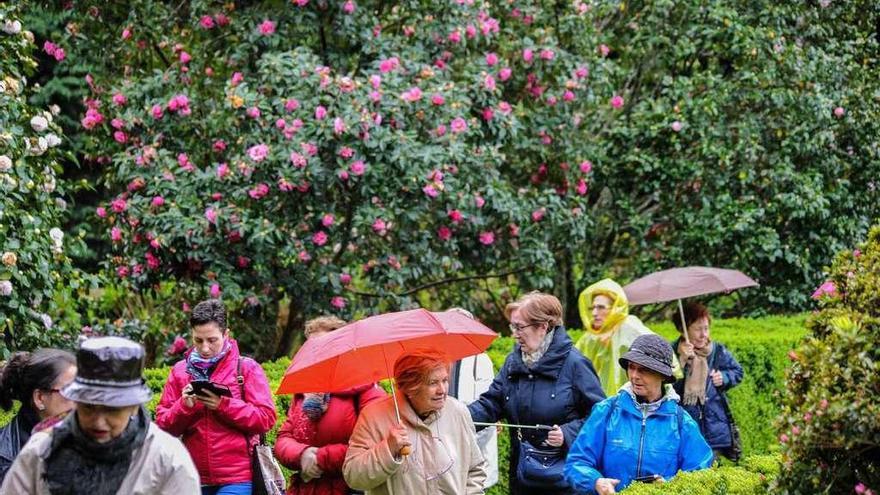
top-left (635, 405), bottom-right (648, 478)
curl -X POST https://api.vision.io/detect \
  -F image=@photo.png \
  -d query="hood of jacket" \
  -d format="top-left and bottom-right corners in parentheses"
top-left (578, 279), bottom-right (631, 335)
top-left (508, 325), bottom-right (573, 378)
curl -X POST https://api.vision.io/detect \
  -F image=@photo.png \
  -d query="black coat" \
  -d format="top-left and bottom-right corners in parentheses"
top-left (468, 327), bottom-right (605, 495)
top-left (0, 408), bottom-right (38, 484)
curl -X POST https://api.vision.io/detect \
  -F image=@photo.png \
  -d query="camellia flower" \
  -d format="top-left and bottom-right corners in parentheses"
top-left (576, 179), bottom-right (588, 195)
top-left (334, 117), bottom-right (346, 134)
top-left (599, 44), bottom-right (610, 57)
top-left (199, 15), bottom-right (215, 29)
top-left (522, 48), bottom-right (534, 62)
top-left (151, 104), bottom-right (164, 120)
top-left (30, 115), bottom-right (49, 132)
top-left (110, 197), bottom-right (127, 213)
top-left (246, 106), bottom-right (261, 119)
top-left (315, 105), bottom-right (327, 120)
top-left (216, 163), bottom-right (230, 178)
top-left (96, 206), bottom-right (107, 218)
top-left (342, 0), bottom-right (356, 14)
top-left (210, 283), bottom-right (222, 298)
top-left (350, 160), bottom-right (366, 175)
top-left (379, 57), bottom-right (400, 73)
top-left (331, 296), bottom-right (346, 309)
top-left (402, 86), bottom-right (423, 102)
top-left (313, 231), bottom-right (328, 246)
top-left (499, 67), bottom-right (512, 81)
top-left (540, 49), bottom-right (555, 60)
top-left (112, 93), bottom-right (127, 106)
top-left (110, 227), bottom-right (123, 242)
top-left (247, 143), bottom-right (269, 162)
top-left (258, 19), bottom-right (276, 36)
top-left (372, 218), bottom-right (387, 235)
top-left (437, 226), bottom-right (452, 241)
top-left (484, 74), bottom-right (496, 91)
top-left (179, 51), bottom-right (192, 64)
top-left (580, 160), bottom-right (593, 173)
top-left (450, 117), bottom-right (468, 134)
top-left (610, 95), bottom-right (624, 109)
top-left (0, 281), bottom-right (12, 297)
top-left (205, 207), bottom-right (218, 224)
top-left (248, 183), bottom-right (270, 199)
top-left (671, 121), bottom-right (683, 132)
top-left (811, 280), bottom-right (838, 299)
top-left (448, 210), bottom-right (463, 223)
top-left (531, 208), bottom-right (545, 222)
top-left (479, 231), bottom-right (495, 245)
top-left (151, 196), bottom-right (165, 207)
top-left (485, 52), bottom-right (498, 66)
top-left (1, 252), bottom-right (16, 267)
top-left (833, 106), bottom-right (845, 118)
top-left (423, 184), bottom-right (439, 198)
top-left (166, 336), bottom-right (188, 356)
top-left (475, 195), bottom-right (485, 208)
top-left (322, 214), bottom-right (335, 227)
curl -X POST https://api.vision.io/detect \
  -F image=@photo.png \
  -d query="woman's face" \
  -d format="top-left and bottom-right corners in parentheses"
top-left (509, 308), bottom-right (548, 353)
top-left (192, 322), bottom-right (228, 358)
top-left (76, 403), bottom-right (140, 443)
top-left (627, 362), bottom-right (664, 401)
top-left (590, 294), bottom-right (613, 330)
top-left (686, 317), bottom-right (711, 350)
top-left (406, 365), bottom-right (449, 416)
top-left (35, 364), bottom-right (77, 420)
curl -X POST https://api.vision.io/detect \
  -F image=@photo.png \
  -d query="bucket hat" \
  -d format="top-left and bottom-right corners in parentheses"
top-left (619, 334), bottom-right (675, 383)
top-left (61, 336), bottom-right (153, 407)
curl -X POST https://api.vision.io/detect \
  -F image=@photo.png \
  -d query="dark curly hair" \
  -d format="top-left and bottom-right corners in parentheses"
top-left (190, 299), bottom-right (228, 330)
top-left (0, 349), bottom-right (76, 411)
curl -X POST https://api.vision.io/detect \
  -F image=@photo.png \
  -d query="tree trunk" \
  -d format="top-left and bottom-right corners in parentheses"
top-left (556, 250), bottom-right (582, 330)
top-left (273, 295), bottom-right (306, 360)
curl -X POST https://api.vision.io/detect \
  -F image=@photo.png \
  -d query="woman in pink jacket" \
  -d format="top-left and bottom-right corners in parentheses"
top-left (157, 299), bottom-right (277, 495)
top-left (275, 316), bottom-right (386, 495)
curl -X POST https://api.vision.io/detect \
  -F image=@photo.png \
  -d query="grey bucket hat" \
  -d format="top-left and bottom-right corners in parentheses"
top-left (61, 336), bottom-right (153, 407)
top-left (619, 334), bottom-right (675, 383)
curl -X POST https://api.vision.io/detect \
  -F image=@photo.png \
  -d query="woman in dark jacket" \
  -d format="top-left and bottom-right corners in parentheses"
top-left (468, 292), bottom-right (605, 495)
top-left (672, 303), bottom-right (744, 461)
top-left (0, 349), bottom-right (76, 483)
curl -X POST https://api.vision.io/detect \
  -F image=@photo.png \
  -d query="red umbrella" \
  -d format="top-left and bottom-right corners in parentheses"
top-left (623, 266), bottom-right (758, 343)
top-left (276, 308), bottom-right (497, 425)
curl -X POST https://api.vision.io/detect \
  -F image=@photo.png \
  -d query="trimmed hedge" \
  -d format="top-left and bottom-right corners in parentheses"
top-left (1, 314), bottom-right (804, 493)
top-left (620, 454), bottom-right (781, 494)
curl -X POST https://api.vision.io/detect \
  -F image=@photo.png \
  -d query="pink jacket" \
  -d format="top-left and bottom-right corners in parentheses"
top-left (275, 384), bottom-right (386, 495)
top-left (156, 339), bottom-right (277, 486)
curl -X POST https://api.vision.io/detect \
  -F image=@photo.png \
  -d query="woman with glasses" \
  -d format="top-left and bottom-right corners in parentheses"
top-left (0, 349), bottom-right (76, 483)
top-left (343, 348), bottom-right (488, 494)
top-left (468, 292), bottom-right (605, 495)
top-left (574, 279), bottom-right (659, 397)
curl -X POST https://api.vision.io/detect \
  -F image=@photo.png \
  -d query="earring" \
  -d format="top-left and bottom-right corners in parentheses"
top-left (37, 404), bottom-right (46, 411)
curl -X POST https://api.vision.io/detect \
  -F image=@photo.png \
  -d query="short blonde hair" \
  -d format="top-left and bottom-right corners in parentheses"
top-left (304, 316), bottom-right (347, 338)
top-left (504, 291), bottom-right (563, 327)
top-left (393, 349), bottom-right (449, 396)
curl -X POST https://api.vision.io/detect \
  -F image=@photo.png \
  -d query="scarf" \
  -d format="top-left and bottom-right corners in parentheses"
top-left (301, 393), bottom-right (331, 422)
top-left (682, 342), bottom-right (713, 406)
top-left (522, 328), bottom-right (556, 369)
top-left (186, 338), bottom-right (232, 380)
top-left (622, 382), bottom-right (679, 418)
top-left (43, 406), bottom-right (149, 495)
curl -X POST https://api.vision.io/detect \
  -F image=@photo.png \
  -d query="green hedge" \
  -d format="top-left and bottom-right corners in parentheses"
top-left (620, 454), bottom-right (782, 494)
top-left (1, 314), bottom-right (804, 493)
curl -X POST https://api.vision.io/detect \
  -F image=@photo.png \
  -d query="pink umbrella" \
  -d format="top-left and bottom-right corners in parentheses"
top-left (623, 266), bottom-right (758, 343)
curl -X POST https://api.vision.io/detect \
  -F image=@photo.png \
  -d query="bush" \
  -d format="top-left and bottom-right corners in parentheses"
top-left (620, 454), bottom-right (781, 495)
top-left (774, 226), bottom-right (880, 494)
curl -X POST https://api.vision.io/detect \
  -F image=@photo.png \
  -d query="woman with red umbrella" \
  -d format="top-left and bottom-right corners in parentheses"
top-left (275, 316), bottom-right (386, 495)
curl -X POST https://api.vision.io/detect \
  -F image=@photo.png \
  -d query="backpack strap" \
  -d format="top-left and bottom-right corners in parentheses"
top-left (236, 357), bottom-right (267, 446)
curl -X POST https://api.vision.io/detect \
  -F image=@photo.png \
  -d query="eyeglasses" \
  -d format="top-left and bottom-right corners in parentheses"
top-left (405, 435), bottom-right (455, 481)
top-left (508, 322), bottom-right (539, 334)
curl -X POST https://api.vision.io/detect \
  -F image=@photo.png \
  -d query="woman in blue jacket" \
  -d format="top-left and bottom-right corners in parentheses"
top-left (672, 303), bottom-right (744, 461)
top-left (469, 292), bottom-right (605, 495)
top-left (564, 334), bottom-right (712, 494)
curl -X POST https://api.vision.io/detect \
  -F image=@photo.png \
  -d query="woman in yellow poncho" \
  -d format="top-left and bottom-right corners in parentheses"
top-left (574, 279), bottom-right (657, 397)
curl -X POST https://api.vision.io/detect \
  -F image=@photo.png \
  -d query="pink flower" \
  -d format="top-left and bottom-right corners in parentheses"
top-left (111, 118), bottom-right (125, 130)
top-left (151, 196), bottom-right (165, 207)
top-left (379, 57), bottom-right (399, 73)
top-left (231, 72), bottom-right (244, 86)
top-left (820, 398), bottom-right (828, 409)
top-left (435, 124), bottom-right (447, 137)
top-left (145, 251), bottom-right (161, 270)
top-left (338, 170), bottom-right (350, 181)
top-left (448, 30), bottom-right (461, 43)
top-left (509, 223), bottom-right (520, 237)
top-left (340, 273), bottom-right (352, 285)
top-left (258, 19), bottom-right (276, 36)
top-left (574, 66), bottom-right (589, 79)
top-left (113, 131), bottom-right (127, 144)
top-left (423, 184), bottom-right (439, 198)
top-left (576, 179), bottom-right (588, 196)
top-left (465, 25), bottom-right (476, 38)
top-left (479, 231), bottom-right (495, 245)
top-left (216, 163), bottom-right (230, 179)
top-left (450, 117), bottom-right (468, 134)
top-left (315, 105), bottom-right (327, 120)
top-left (312, 231), bottom-right (328, 246)
top-left (246, 106), bottom-right (261, 119)
top-left (298, 250), bottom-right (312, 262)
top-left (333, 117), bottom-right (346, 135)
top-left (372, 218), bottom-right (387, 235)
top-left (199, 15), bottom-right (215, 29)
top-left (320, 214), bottom-right (335, 227)
top-left (121, 28), bottom-right (131, 40)
top-left (833, 106), bottom-right (845, 118)
top-left (531, 208), bottom-right (545, 222)
top-left (285, 98), bottom-right (300, 112)
top-left (482, 107), bottom-right (494, 121)
top-left (248, 143), bottom-right (269, 162)
top-left (855, 484), bottom-right (867, 495)
top-left (249, 183), bottom-right (270, 200)
top-left (580, 161), bottom-right (593, 173)
top-left (563, 90), bottom-right (576, 102)
top-left (116, 265), bottom-right (130, 278)
top-left (671, 121), bottom-right (683, 132)
top-left (599, 44), bottom-right (610, 57)
top-left (485, 52), bottom-right (498, 66)
top-left (499, 67), bottom-right (512, 81)
top-left (402, 86), bottom-right (423, 102)
top-left (112, 93), bottom-right (127, 106)
top-left (205, 207), bottom-right (217, 224)
top-left (110, 197), bottom-right (127, 213)
top-left (853, 249), bottom-right (862, 258)
top-left (448, 210), bottom-right (463, 223)
top-left (437, 226), bottom-right (452, 241)
top-left (213, 140), bottom-right (227, 153)
top-left (475, 195), bottom-right (485, 208)
top-left (522, 48), bottom-right (533, 62)
top-left (290, 152), bottom-right (308, 169)
top-left (350, 160), bottom-right (366, 175)
top-left (811, 280), bottom-right (838, 299)
top-left (484, 74), bottom-right (496, 91)
top-left (540, 49), bottom-right (555, 60)
top-left (151, 104), bottom-right (164, 120)
top-left (179, 51), bottom-right (191, 64)
top-left (342, 0), bottom-right (356, 13)
top-left (210, 283), bottom-right (221, 298)
top-left (611, 95), bottom-right (624, 109)
top-left (81, 108), bottom-right (104, 129)
top-left (791, 426), bottom-right (800, 436)
top-left (96, 206), bottom-right (107, 218)
top-left (779, 433), bottom-right (789, 444)
top-left (331, 296), bottom-right (347, 309)
top-left (110, 227), bottom-right (123, 242)
top-left (43, 41), bottom-right (59, 56)
top-left (293, 0), bottom-right (309, 7)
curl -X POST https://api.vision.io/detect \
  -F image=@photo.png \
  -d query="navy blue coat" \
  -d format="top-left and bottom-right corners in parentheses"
top-left (672, 339), bottom-right (744, 449)
top-left (468, 327), bottom-right (605, 494)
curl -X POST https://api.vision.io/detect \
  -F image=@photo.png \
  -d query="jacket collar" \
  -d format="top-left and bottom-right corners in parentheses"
top-left (617, 383), bottom-right (680, 416)
top-left (509, 326), bottom-right (572, 378)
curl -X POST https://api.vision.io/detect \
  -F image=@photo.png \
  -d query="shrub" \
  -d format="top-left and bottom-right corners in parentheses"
top-left (620, 454), bottom-right (781, 494)
top-left (774, 226), bottom-right (880, 494)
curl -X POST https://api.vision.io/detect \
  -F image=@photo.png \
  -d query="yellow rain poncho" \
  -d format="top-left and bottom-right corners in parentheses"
top-left (574, 279), bottom-right (658, 396)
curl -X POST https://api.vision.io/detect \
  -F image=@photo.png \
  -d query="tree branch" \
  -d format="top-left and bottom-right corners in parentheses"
top-left (349, 267), bottom-right (528, 298)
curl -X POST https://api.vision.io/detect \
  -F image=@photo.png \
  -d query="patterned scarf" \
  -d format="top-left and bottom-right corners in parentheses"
top-left (186, 338), bottom-right (232, 380)
top-left (301, 393), bottom-right (331, 422)
top-left (43, 406), bottom-right (149, 495)
top-left (682, 342), bottom-right (713, 406)
top-left (522, 328), bottom-right (556, 369)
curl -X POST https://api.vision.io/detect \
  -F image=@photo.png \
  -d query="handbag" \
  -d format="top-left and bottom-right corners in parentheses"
top-left (515, 429), bottom-right (568, 489)
top-left (237, 358), bottom-right (286, 495)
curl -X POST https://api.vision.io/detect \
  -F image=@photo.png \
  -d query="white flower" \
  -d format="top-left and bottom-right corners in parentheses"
top-left (45, 133), bottom-right (62, 147)
top-left (49, 227), bottom-right (64, 245)
top-left (39, 313), bottom-right (53, 329)
top-left (0, 155), bottom-right (11, 172)
top-left (43, 177), bottom-right (56, 193)
top-left (0, 281), bottom-right (12, 297)
top-left (49, 104), bottom-right (61, 115)
top-left (55, 198), bottom-right (67, 210)
top-left (30, 115), bottom-right (49, 132)
top-left (2, 20), bottom-right (22, 35)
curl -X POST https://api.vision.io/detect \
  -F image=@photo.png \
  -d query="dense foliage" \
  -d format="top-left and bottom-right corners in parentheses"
top-left (774, 226), bottom-right (880, 494)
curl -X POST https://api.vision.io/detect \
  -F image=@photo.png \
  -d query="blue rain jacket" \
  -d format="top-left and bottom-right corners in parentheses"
top-left (564, 386), bottom-right (713, 494)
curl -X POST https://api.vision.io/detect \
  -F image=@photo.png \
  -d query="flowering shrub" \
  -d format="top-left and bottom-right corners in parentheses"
top-left (774, 226), bottom-right (880, 493)
top-left (0, 5), bottom-right (79, 355)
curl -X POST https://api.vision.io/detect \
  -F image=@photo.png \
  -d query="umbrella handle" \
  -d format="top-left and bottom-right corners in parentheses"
top-left (389, 378), bottom-right (410, 457)
top-left (678, 299), bottom-right (691, 345)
